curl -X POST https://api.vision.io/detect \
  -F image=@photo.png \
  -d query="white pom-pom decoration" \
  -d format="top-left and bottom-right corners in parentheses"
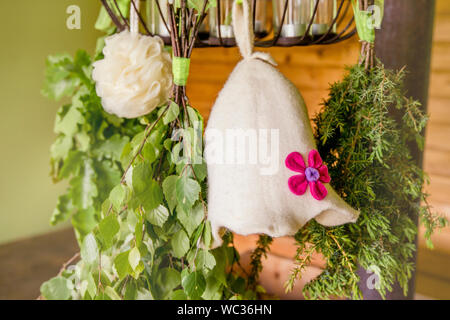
top-left (92, 31), bottom-right (172, 119)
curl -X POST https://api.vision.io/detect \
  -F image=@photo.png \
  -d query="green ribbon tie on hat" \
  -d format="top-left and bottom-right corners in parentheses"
top-left (172, 57), bottom-right (191, 86)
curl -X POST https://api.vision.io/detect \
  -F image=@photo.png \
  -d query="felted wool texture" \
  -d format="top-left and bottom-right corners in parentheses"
top-left (205, 0), bottom-right (359, 248)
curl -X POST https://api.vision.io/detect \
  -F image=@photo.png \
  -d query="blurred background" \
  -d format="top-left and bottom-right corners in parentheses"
top-left (0, 0), bottom-right (449, 299)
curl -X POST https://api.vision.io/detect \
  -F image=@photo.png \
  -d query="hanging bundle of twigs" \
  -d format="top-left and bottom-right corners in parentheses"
top-left (359, 0), bottom-right (374, 69)
top-left (166, 0), bottom-right (208, 113)
top-left (353, 0), bottom-right (377, 70)
top-left (101, 0), bottom-right (209, 123)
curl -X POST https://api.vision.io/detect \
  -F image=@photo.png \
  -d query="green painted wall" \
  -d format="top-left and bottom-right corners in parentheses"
top-left (0, 0), bottom-right (102, 244)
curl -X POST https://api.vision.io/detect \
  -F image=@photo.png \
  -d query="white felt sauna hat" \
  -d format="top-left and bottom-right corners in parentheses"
top-left (204, 0), bottom-right (359, 247)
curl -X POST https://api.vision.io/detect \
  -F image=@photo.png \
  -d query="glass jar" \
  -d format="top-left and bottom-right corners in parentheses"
top-left (146, 0), bottom-right (170, 40)
top-left (209, 0), bottom-right (269, 45)
top-left (147, 1), bottom-right (210, 42)
top-left (209, 0), bottom-right (235, 45)
top-left (253, 0), bottom-right (269, 38)
top-left (273, 0), bottom-right (311, 40)
top-left (198, 17), bottom-right (210, 40)
top-left (310, 0), bottom-right (337, 37)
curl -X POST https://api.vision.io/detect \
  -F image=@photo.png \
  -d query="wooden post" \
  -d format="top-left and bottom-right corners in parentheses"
top-left (357, 0), bottom-right (436, 300)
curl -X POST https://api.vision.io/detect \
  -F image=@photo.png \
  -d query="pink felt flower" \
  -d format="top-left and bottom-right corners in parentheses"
top-left (285, 150), bottom-right (331, 201)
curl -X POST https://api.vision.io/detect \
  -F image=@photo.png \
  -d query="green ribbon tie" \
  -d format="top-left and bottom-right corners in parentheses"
top-left (351, 0), bottom-right (385, 44)
top-left (172, 57), bottom-right (191, 86)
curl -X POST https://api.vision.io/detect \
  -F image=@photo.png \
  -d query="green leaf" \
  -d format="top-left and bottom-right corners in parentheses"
top-left (105, 286), bottom-right (121, 300)
top-left (196, 250), bottom-right (216, 272)
top-left (188, 249), bottom-right (216, 273)
top-left (50, 194), bottom-right (74, 226)
top-left (120, 131), bottom-right (146, 168)
top-left (131, 262), bottom-right (145, 279)
top-left (95, 35), bottom-right (108, 57)
top-left (128, 247), bottom-right (141, 271)
top-left (42, 54), bottom-right (80, 101)
top-left (81, 233), bottom-right (98, 264)
top-left (177, 203), bottom-right (204, 236)
top-left (131, 161), bottom-right (163, 211)
top-left (157, 268), bottom-right (181, 298)
top-left (58, 150), bottom-right (84, 179)
top-left (50, 135), bottom-right (73, 165)
top-left (146, 205), bottom-right (169, 227)
top-left (136, 288), bottom-right (154, 300)
top-left (120, 142), bottom-right (133, 169)
top-left (187, 106), bottom-right (204, 128)
top-left (126, 210), bottom-right (139, 232)
top-left (176, 176), bottom-right (200, 211)
top-left (174, 127), bottom-right (202, 166)
top-left (71, 207), bottom-right (98, 239)
top-left (85, 273), bottom-right (97, 298)
top-left (98, 214), bottom-right (120, 248)
top-left (94, 134), bottom-right (130, 161)
top-left (54, 105), bottom-right (84, 137)
top-left (95, 0), bottom-right (130, 32)
top-left (211, 246), bottom-right (229, 285)
top-left (162, 175), bottom-right (178, 212)
top-left (163, 102), bottom-right (180, 125)
top-left (95, 7), bottom-right (114, 32)
top-left (171, 229), bottom-right (190, 258)
top-left (142, 142), bottom-right (158, 164)
top-left (191, 161), bottom-right (207, 181)
top-left (192, 222), bottom-right (204, 247)
top-left (75, 131), bottom-right (90, 152)
top-left (124, 281), bottom-right (137, 300)
top-left (163, 138), bottom-right (173, 151)
top-left (114, 250), bottom-right (131, 280)
top-left (171, 289), bottom-right (188, 300)
top-left (94, 159), bottom-right (121, 202)
top-left (133, 215), bottom-right (144, 244)
top-left (181, 271), bottom-right (206, 300)
top-left (231, 276), bottom-right (246, 294)
top-left (40, 277), bottom-right (72, 300)
top-left (203, 221), bottom-right (212, 248)
top-left (109, 185), bottom-right (126, 211)
top-left (148, 124), bottom-right (167, 147)
top-left (202, 275), bottom-right (222, 300)
top-left (69, 159), bottom-right (98, 210)
top-left (74, 50), bottom-right (91, 70)
top-left (171, 142), bottom-right (184, 166)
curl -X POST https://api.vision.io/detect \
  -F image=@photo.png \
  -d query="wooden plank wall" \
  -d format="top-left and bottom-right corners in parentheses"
top-left (187, 1), bottom-right (450, 298)
top-left (416, 0), bottom-right (450, 299)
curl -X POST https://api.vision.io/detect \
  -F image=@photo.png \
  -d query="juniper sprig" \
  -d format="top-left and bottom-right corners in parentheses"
top-left (287, 63), bottom-right (447, 300)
